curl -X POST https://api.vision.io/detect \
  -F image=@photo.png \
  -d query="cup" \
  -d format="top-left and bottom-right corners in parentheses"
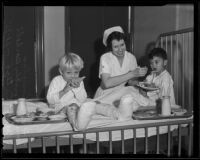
top-left (10, 103), bottom-right (18, 115)
top-left (16, 98), bottom-right (27, 116)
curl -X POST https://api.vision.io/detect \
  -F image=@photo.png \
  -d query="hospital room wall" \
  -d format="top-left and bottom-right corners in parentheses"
top-left (133, 5), bottom-right (194, 64)
top-left (44, 7), bottom-right (65, 89)
top-left (43, 5), bottom-right (193, 94)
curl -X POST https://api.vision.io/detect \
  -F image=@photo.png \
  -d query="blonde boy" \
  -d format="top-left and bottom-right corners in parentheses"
top-left (46, 53), bottom-right (87, 111)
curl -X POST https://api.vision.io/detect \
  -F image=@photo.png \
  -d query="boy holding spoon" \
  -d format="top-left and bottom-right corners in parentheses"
top-left (134, 48), bottom-right (176, 107)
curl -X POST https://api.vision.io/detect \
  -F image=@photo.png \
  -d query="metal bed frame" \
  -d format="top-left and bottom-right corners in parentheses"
top-left (3, 118), bottom-right (193, 156)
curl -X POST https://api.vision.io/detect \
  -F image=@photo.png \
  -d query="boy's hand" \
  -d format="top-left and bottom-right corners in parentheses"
top-left (63, 83), bottom-right (73, 93)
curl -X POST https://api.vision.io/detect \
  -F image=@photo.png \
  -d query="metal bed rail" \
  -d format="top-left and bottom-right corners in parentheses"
top-left (3, 118), bottom-right (193, 156)
top-left (156, 28), bottom-right (193, 113)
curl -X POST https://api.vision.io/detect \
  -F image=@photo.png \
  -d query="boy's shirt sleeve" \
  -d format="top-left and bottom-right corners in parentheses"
top-left (46, 77), bottom-right (62, 106)
top-left (72, 81), bottom-right (87, 103)
top-left (160, 76), bottom-right (172, 97)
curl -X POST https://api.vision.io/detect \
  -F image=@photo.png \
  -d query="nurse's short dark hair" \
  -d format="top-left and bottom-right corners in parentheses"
top-left (148, 48), bottom-right (167, 60)
top-left (106, 31), bottom-right (126, 50)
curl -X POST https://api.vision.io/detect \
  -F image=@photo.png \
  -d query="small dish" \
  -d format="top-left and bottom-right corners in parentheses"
top-left (172, 108), bottom-right (187, 116)
top-left (137, 82), bottom-right (159, 91)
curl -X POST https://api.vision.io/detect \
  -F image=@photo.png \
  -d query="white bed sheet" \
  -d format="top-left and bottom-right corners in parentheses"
top-left (3, 101), bottom-right (193, 145)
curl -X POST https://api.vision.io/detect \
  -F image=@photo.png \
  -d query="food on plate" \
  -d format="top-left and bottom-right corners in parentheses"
top-left (172, 108), bottom-right (187, 116)
top-left (133, 109), bottom-right (157, 118)
top-left (141, 82), bottom-right (157, 88)
top-left (33, 116), bottom-right (48, 121)
top-left (46, 110), bottom-right (56, 116)
top-left (8, 108), bottom-right (68, 123)
top-left (67, 76), bottom-right (85, 87)
top-left (28, 112), bottom-right (36, 118)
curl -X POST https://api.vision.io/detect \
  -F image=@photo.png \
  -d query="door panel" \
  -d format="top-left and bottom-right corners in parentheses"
top-left (3, 6), bottom-right (36, 99)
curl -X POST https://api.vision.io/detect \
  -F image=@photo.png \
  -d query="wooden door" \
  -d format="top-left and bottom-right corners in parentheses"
top-left (2, 6), bottom-right (44, 99)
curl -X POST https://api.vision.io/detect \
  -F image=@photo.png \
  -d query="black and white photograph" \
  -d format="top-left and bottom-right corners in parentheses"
top-left (2, 0), bottom-right (199, 158)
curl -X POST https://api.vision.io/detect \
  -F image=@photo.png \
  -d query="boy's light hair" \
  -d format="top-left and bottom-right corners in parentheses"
top-left (59, 53), bottom-right (84, 72)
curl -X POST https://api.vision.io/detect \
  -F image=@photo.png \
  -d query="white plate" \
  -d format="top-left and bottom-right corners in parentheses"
top-left (172, 108), bottom-right (187, 116)
top-left (11, 116), bottom-right (34, 122)
top-left (137, 82), bottom-right (159, 91)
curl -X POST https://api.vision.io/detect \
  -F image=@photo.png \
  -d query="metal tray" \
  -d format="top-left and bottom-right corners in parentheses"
top-left (4, 113), bottom-right (68, 125)
top-left (132, 109), bottom-right (193, 120)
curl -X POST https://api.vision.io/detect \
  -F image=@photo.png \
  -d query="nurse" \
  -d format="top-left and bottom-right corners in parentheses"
top-left (94, 26), bottom-right (148, 100)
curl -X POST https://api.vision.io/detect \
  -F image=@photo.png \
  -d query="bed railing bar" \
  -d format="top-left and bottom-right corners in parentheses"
top-left (56, 136), bottom-right (60, 154)
top-left (182, 33), bottom-right (185, 108)
top-left (177, 35), bottom-right (179, 104)
top-left (175, 34), bottom-right (178, 105)
top-left (145, 127), bottom-right (148, 154)
top-left (96, 132), bottom-right (100, 154)
top-left (170, 36), bottom-right (175, 79)
top-left (28, 137), bottom-right (31, 153)
top-left (42, 137), bottom-right (46, 154)
top-left (156, 126), bottom-right (160, 154)
top-left (133, 128), bottom-right (136, 154)
top-left (188, 123), bottom-right (192, 157)
top-left (69, 134), bottom-right (73, 153)
top-left (178, 124), bottom-right (182, 157)
top-left (161, 37), bottom-right (163, 48)
top-left (121, 129), bottom-right (125, 154)
top-left (159, 28), bottom-right (193, 37)
top-left (109, 131), bottom-right (112, 154)
top-left (83, 133), bottom-right (87, 154)
top-left (13, 138), bottom-right (17, 153)
top-left (170, 35), bottom-right (173, 74)
top-left (167, 125), bottom-right (171, 156)
top-left (3, 119), bottom-right (193, 140)
top-left (165, 36), bottom-right (168, 52)
top-left (188, 32), bottom-right (191, 109)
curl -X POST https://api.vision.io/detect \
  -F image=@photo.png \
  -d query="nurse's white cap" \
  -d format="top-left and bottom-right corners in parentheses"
top-left (103, 26), bottom-right (124, 46)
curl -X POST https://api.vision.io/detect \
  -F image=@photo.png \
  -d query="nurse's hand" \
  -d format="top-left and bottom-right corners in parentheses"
top-left (128, 79), bottom-right (139, 86)
top-left (131, 67), bottom-right (148, 77)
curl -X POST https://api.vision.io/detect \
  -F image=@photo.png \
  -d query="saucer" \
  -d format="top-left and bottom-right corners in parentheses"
top-left (172, 108), bottom-right (187, 116)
